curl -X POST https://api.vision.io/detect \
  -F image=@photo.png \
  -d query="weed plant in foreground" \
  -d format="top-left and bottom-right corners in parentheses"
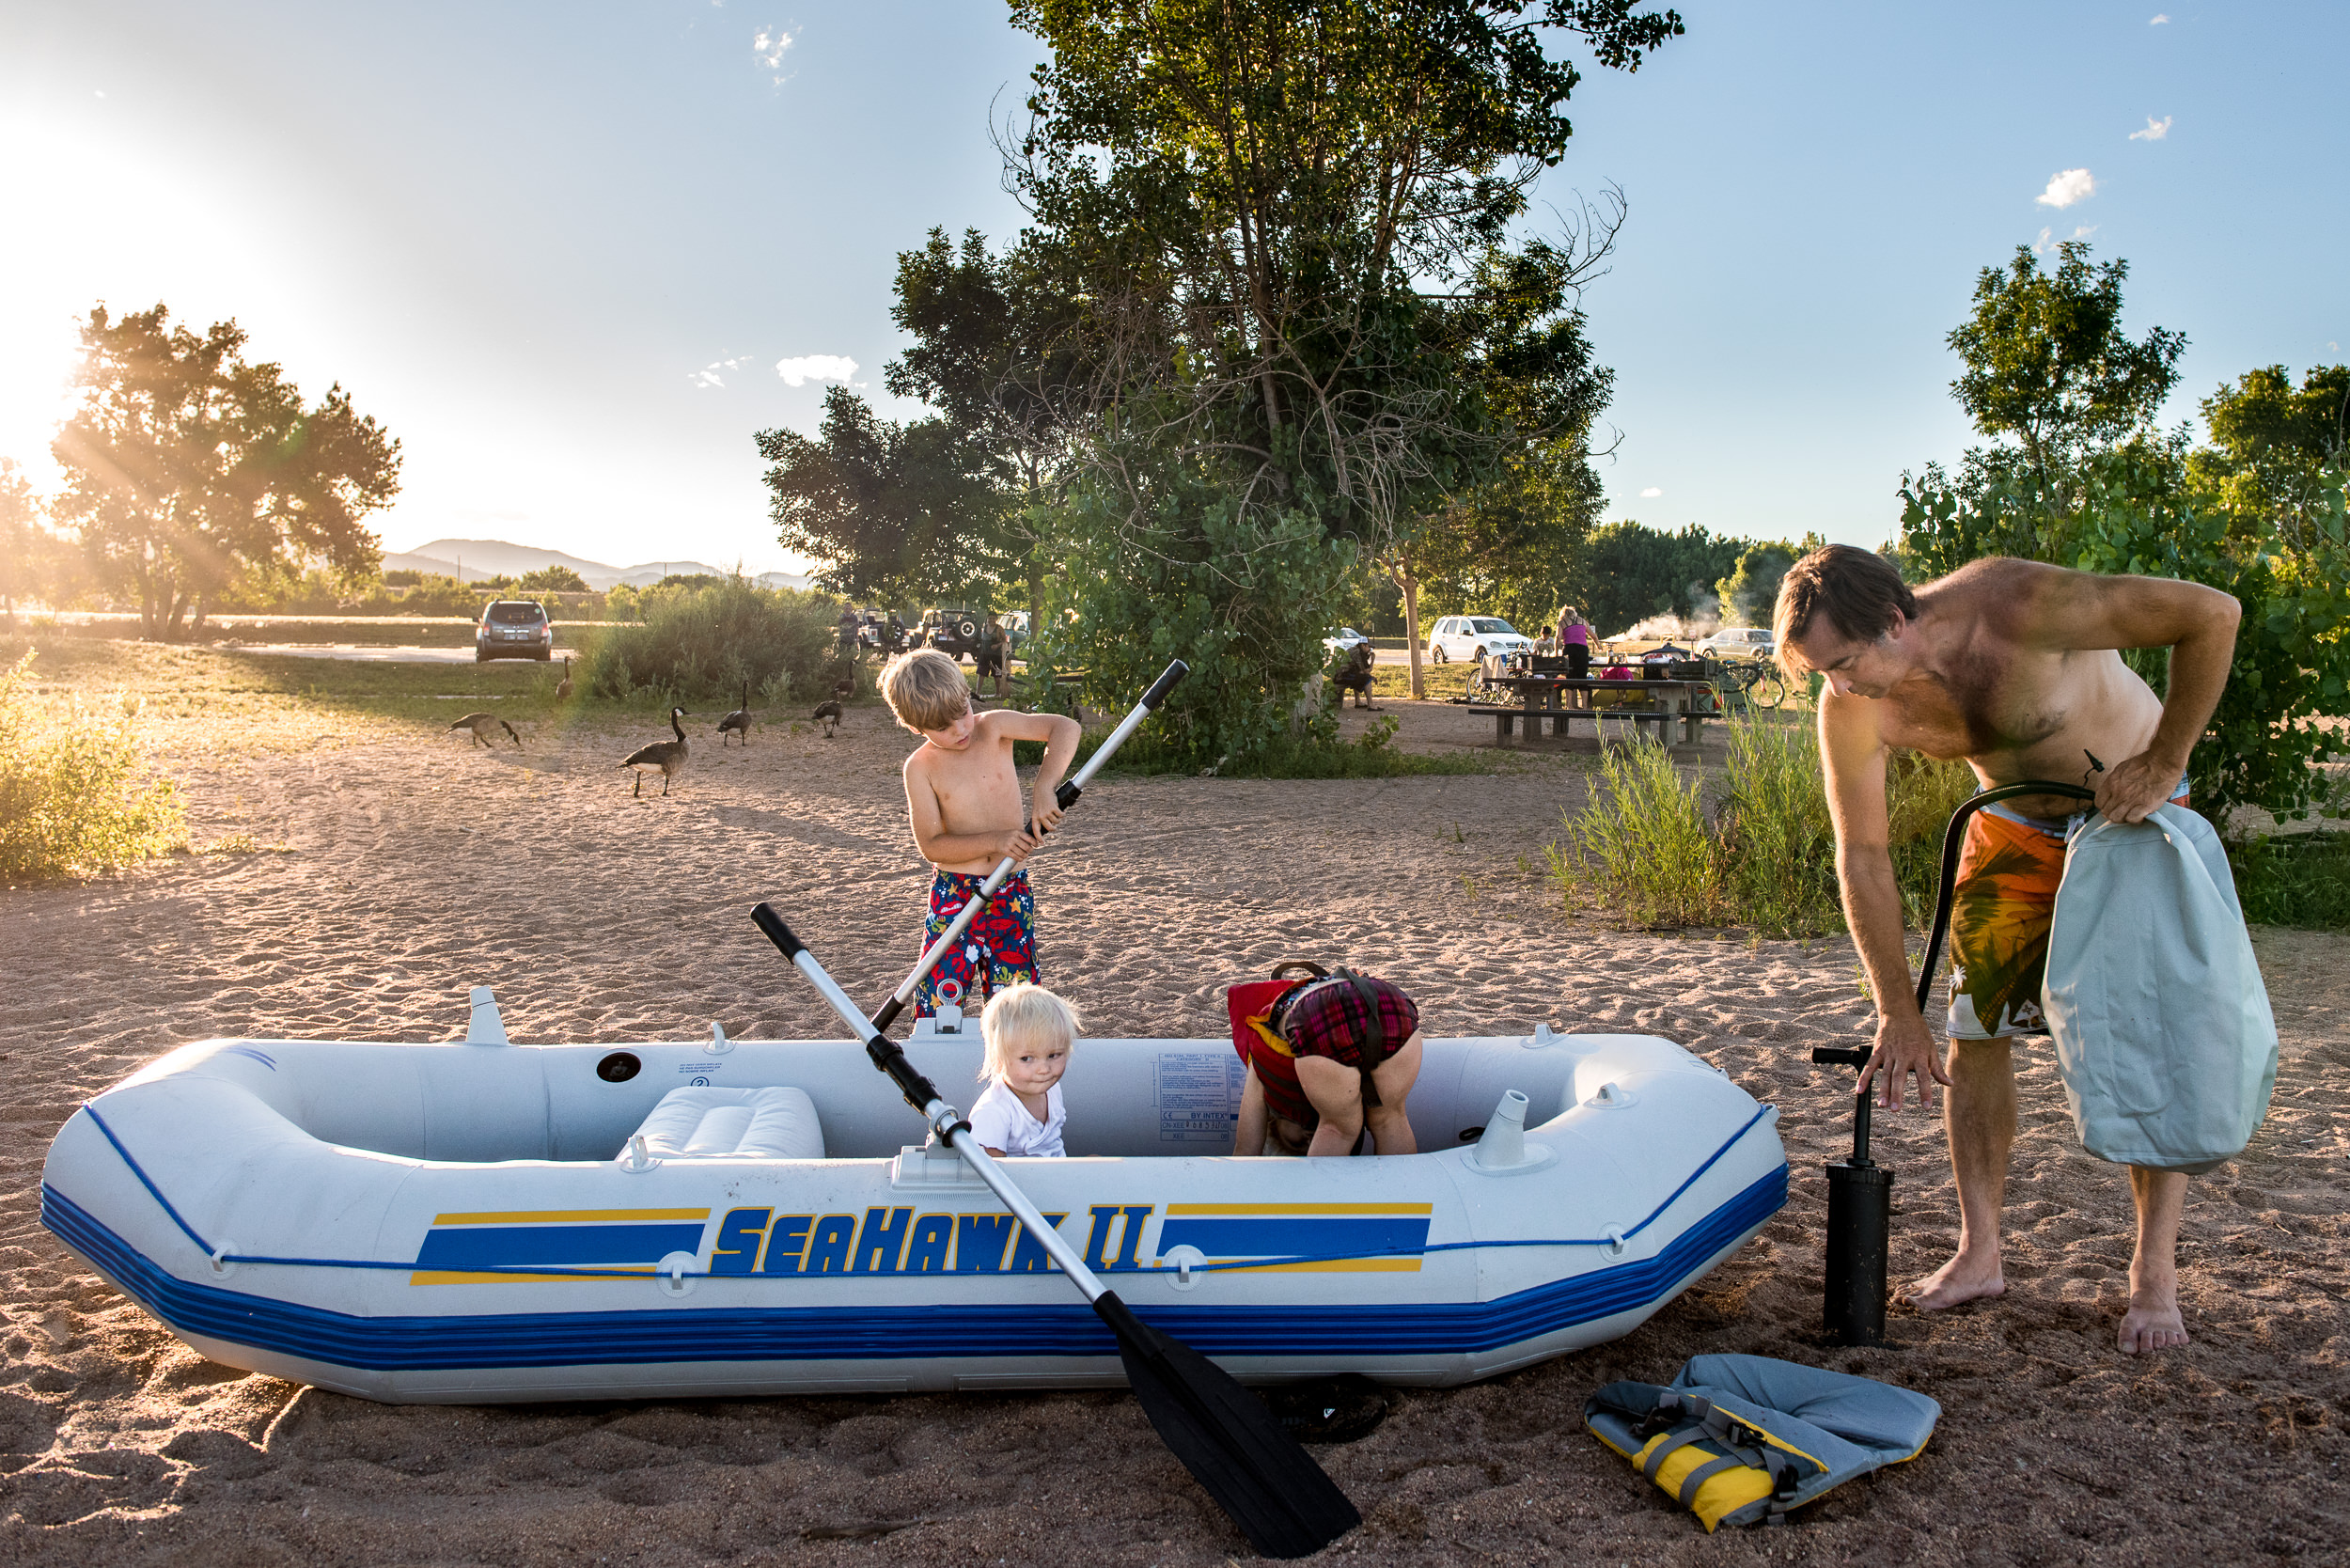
top-left (0, 651), bottom-right (185, 881)
top-left (1549, 717), bottom-right (1973, 937)
top-left (2231, 833), bottom-right (2350, 930)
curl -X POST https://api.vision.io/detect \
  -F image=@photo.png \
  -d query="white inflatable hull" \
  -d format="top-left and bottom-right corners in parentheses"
top-left (42, 1022), bottom-right (1785, 1403)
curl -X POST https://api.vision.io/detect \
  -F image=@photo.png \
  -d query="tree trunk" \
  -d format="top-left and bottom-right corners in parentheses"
top-left (1389, 557), bottom-right (1425, 700)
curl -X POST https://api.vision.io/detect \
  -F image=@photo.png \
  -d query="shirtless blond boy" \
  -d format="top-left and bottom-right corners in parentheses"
top-left (880, 650), bottom-right (1081, 1018)
top-left (1775, 545), bottom-right (2239, 1355)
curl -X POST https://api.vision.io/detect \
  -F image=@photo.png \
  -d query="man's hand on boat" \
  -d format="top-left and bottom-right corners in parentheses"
top-left (1859, 1009), bottom-right (1949, 1112)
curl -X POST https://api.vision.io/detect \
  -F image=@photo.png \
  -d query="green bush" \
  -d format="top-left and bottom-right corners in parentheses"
top-left (577, 581), bottom-right (846, 709)
top-left (0, 652), bottom-right (185, 880)
top-left (1551, 718), bottom-right (1978, 934)
top-left (2230, 833), bottom-right (2350, 930)
top-left (1548, 739), bottom-right (1721, 927)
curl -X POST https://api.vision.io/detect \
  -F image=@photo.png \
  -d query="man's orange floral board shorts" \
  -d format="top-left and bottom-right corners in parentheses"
top-left (1945, 782), bottom-right (2188, 1039)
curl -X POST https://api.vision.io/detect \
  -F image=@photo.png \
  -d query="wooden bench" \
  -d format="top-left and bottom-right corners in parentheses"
top-left (1465, 698), bottom-right (1710, 747)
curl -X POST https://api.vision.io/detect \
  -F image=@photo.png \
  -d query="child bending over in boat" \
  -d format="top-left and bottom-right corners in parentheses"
top-left (967, 982), bottom-right (1077, 1157)
top-left (881, 650), bottom-right (1081, 1018)
top-left (1228, 964), bottom-right (1424, 1157)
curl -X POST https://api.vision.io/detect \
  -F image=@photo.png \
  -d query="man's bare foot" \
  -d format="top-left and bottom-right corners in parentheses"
top-left (1898, 1252), bottom-right (2005, 1311)
top-left (2118, 1294), bottom-right (2189, 1355)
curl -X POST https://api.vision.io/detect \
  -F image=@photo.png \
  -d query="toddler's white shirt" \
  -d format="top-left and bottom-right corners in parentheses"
top-left (967, 1078), bottom-right (1066, 1157)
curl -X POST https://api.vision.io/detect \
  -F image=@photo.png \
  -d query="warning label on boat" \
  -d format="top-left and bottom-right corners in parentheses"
top-left (1155, 1052), bottom-right (1244, 1144)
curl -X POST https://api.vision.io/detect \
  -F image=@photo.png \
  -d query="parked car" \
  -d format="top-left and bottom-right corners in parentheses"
top-left (1694, 626), bottom-right (1777, 661)
top-left (922, 606), bottom-right (991, 662)
top-left (856, 607), bottom-right (914, 654)
top-left (1425, 614), bottom-right (1532, 664)
top-left (1322, 626), bottom-right (1371, 657)
top-left (476, 600), bottom-right (554, 662)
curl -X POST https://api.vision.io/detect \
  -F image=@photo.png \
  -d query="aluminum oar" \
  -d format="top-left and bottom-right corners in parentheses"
top-left (749, 907), bottom-right (1358, 1558)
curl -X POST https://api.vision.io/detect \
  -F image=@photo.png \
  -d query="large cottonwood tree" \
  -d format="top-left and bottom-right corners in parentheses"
top-left (52, 305), bottom-right (401, 639)
top-left (995, 0), bottom-right (1679, 743)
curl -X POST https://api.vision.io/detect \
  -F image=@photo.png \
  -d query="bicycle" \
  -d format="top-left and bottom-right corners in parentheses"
top-left (1711, 657), bottom-right (1787, 712)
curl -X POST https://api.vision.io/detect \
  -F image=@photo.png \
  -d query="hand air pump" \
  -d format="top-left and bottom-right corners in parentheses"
top-left (1810, 777), bottom-right (2098, 1347)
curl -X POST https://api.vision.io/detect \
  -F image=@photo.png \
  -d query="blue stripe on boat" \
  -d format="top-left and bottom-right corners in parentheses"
top-left (414, 1224), bottom-right (709, 1269)
top-left (39, 1165), bottom-right (1785, 1372)
top-left (1157, 1216), bottom-right (1432, 1256)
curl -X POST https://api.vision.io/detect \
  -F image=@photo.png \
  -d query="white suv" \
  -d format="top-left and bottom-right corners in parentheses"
top-left (1426, 615), bottom-right (1531, 663)
top-left (1694, 627), bottom-right (1777, 660)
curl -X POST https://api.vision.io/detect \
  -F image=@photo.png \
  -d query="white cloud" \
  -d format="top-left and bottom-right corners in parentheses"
top-left (2032, 224), bottom-right (2099, 255)
top-left (753, 27), bottom-right (793, 80)
top-left (2149, 13), bottom-right (2170, 24)
top-left (687, 355), bottom-right (749, 390)
top-left (1638, 486), bottom-right (1662, 498)
top-left (2129, 116), bottom-right (2172, 142)
top-left (2036, 168), bottom-right (2095, 208)
top-left (776, 354), bottom-right (857, 387)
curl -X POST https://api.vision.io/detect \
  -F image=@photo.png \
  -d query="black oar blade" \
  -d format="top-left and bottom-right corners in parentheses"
top-left (1092, 1292), bottom-right (1359, 1559)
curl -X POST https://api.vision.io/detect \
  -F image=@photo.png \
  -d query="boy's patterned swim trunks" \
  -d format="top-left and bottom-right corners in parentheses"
top-left (914, 868), bottom-right (1037, 1017)
top-left (1946, 780), bottom-right (2188, 1039)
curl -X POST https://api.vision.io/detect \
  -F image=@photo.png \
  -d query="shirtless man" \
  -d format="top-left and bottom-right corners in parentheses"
top-left (880, 650), bottom-right (1081, 1018)
top-left (1774, 545), bottom-right (2241, 1355)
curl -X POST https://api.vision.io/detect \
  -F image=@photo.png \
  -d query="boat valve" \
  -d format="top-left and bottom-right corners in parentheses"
top-left (1810, 1045), bottom-right (1892, 1347)
top-left (1471, 1090), bottom-right (1530, 1170)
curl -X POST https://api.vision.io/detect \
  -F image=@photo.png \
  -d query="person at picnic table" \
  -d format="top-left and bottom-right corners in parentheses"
top-left (1774, 544), bottom-right (2240, 1355)
top-left (975, 612), bottom-right (1011, 702)
top-left (1228, 965), bottom-right (1423, 1157)
top-left (1556, 605), bottom-right (1591, 678)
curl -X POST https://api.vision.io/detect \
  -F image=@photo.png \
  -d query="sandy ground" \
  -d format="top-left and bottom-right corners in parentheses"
top-left (3, 694), bottom-right (2345, 1567)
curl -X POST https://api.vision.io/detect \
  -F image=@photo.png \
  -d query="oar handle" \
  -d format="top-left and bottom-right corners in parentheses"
top-left (749, 903), bottom-right (1109, 1303)
top-left (868, 658), bottom-right (1190, 1034)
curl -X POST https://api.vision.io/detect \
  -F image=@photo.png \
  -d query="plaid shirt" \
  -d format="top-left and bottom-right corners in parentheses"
top-left (1276, 975), bottom-right (1418, 1068)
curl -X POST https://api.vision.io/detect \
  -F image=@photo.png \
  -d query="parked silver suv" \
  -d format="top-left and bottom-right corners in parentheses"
top-left (477, 600), bottom-right (554, 662)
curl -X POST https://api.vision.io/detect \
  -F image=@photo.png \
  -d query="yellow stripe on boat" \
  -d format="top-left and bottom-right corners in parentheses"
top-left (1164, 1202), bottom-right (1434, 1216)
top-left (431, 1208), bottom-right (712, 1225)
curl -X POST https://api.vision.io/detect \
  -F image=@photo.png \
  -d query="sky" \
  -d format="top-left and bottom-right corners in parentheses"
top-left (1, 1), bottom-right (2343, 575)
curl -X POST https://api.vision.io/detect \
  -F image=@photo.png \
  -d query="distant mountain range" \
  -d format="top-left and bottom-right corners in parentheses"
top-left (383, 538), bottom-right (812, 593)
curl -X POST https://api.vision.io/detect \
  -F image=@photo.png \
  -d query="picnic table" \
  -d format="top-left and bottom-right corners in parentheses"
top-left (1466, 673), bottom-right (1717, 747)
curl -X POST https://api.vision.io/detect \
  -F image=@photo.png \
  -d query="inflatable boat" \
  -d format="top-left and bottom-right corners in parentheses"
top-left (41, 990), bottom-right (1786, 1404)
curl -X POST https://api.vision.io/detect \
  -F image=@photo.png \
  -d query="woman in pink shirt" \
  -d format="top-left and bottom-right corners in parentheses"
top-left (1557, 606), bottom-right (1591, 678)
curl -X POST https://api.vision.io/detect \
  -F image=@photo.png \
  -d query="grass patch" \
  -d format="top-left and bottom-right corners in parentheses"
top-left (1371, 660), bottom-right (1473, 701)
top-left (2232, 833), bottom-right (2350, 930)
top-left (0, 651), bottom-right (186, 881)
top-left (1548, 717), bottom-right (1974, 935)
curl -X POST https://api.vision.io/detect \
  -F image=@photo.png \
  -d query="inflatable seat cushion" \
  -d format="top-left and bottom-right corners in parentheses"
top-left (624, 1087), bottom-right (825, 1161)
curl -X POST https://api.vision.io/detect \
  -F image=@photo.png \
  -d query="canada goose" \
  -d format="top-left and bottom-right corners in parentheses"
top-left (450, 712), bottom-right (523, 748)
top-left (811, 699), bottom-right (843, 738)
top-left (832, 678), bottom-right (854, 701)
top-left (717, 681), bottom-right (752, 746)
top-left (555, 656), bottom-right (573, 699)
top-left (620, 707), bottom-right (689, 796)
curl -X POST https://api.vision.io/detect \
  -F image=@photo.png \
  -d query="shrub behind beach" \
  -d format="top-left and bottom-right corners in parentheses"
top-left (0, 652), bottom-right (185, 881)
top-left (577, 581), bottom-right (844, 709)
top-left (1552, 718), bottom-right (1974, 936)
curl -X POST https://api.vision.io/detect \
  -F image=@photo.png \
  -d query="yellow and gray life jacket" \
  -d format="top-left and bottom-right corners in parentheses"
top-left (1585, 1354), bottom-right (1940, 1530)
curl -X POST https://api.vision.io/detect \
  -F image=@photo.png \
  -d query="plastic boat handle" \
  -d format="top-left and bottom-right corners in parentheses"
top-left (867, 659), bottom-right (1187, 1035)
